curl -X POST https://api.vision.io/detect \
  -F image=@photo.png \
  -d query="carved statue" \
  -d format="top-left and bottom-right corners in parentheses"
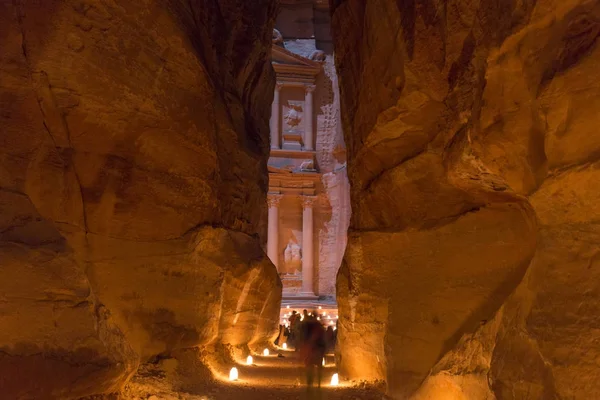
top-left (299, 159), bottom-right (315, 171)
top-left (272, 29), bottom-right (284, 46)
top-left (284, 104), bottom-right (303, 128)
top-left (309, 50), bottom-right (326, 61)
top-left (283, 240), bottom-right (302, 274)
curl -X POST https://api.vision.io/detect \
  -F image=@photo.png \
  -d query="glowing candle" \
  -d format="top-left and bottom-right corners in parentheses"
top-left (246, 355), bottom-right (253, 365)
top-left (229, 367), bottom-right (239, 381)
top-left (282, 343), bottom-right (287, 350)
top-left (286, 305), bottom-right (290, 309)
top-left (317, 317), bottom-right (321, 320)
top-left (322, 357), bottom-right (326, 366)
top-left (330, 373), bottom-right (339, 386)
top-left (318, 306), bottom-right (322, 309)
top-left (263, 348), bottom-right (270, 356)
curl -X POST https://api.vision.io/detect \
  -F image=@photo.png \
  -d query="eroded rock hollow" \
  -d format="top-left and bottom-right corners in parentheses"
top-left (331, 0), bottom-right (600, 398)
top-left (0, 0), bottom-right (280, 398)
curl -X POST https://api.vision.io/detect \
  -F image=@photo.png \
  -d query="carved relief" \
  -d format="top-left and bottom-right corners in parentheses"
top-left (299, 159), bottom-right (316, 171)
top-left (267, 193), bottom-right (283, 207)
top-left (272, 29), bottom-right (284, 46)
top-left (309, 50), bottom-right (326, 61)
top-left (284, 104), bottom-right (303, 128)
top-left (283, 101), bottom-right (304, 132)
top-left (301, 196), bottom-right (317, 209)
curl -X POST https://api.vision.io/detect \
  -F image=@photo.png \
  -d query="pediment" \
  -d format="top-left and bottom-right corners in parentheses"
top-left (271, 45), bottom-right (321, 74)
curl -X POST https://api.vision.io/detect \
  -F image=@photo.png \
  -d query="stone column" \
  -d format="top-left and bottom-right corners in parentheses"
top-left (301, 196), bottom-right (317, 295)
top-left (270, 82), bottom-right (283, 149)
top-left (267, 194), bottom-right (282, 270)
top-left (304, 84), bottom-right (316, 151)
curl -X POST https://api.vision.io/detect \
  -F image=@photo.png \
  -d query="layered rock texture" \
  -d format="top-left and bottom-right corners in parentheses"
top-left (0, 0), bottom-right (280, 398)
top-left (331, 0), bottom-right (600, 398)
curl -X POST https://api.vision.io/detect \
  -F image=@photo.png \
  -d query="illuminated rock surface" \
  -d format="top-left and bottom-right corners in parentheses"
top-left (0, 0), bottom-right (280, 398)
top-left (331, 0), bottom-right (600, 398)
top-left (2, 0), bottom-right (600, 398)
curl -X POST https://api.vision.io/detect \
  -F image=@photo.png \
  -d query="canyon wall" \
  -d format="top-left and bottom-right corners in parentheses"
top-left (0, 0), bottom-right (280, 398)
top-left (331, 0), bottom-right (600, 398)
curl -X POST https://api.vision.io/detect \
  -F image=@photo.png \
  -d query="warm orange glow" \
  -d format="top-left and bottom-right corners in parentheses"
top-left (263, 348), bottom-right (270, 356)
top-left (282, 343), bottom-right (287, 350)
top-left (246, 355), bottom-right (253, 365)
top-left (331, 373), bottom-right (339, 386)
top-left (229, 367), bottom-right (239, 381)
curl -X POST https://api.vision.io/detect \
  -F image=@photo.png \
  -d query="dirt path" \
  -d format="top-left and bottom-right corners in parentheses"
top-left (205, 350), bottom-right (387, 400)
top-left (122, 349), bottom-right (388, 400)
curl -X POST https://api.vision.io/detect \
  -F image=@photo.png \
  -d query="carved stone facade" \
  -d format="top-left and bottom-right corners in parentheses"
top-left (266, 2), bottom-right (350, 299)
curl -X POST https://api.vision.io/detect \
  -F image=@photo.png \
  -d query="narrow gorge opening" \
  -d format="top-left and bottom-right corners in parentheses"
top-left (2, 0), bottom-right (600, 399)
top-left (264, 2), bottom-right (348, 347)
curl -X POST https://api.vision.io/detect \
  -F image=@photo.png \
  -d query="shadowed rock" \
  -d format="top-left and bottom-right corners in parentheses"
top-left (331, 0), bottom-right (600, 398)
top-left (0, 0), bottom-right (279, 397)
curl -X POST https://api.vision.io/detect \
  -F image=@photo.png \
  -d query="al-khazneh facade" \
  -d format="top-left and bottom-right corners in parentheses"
top-left (266, 2), bottom-right (350, 300)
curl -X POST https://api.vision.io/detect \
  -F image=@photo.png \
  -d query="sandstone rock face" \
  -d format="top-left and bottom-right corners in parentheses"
top-left (331, 0), bottom-right (600, 398)
top-left (0, 0), bottom-right (279, 398)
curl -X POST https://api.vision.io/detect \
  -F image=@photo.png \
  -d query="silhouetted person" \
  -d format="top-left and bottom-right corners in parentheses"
top-left (300, 318), bottom-right (326, 393)
top-left (289, 311), bottom-right (298, 347)
top-left (275, 323), bottom-right (284, 346)
top-left (325, 326), bottom-right (335, 352)
top-left (283, 326), bottom-right (290, 344)
top-left (290, 310), bottom-right (299, 326)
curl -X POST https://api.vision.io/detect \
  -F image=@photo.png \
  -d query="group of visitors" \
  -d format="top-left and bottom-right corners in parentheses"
top-left (275, 309), bottom-right (338, 391)
top-left (278, 309), bottom-right (337, 352)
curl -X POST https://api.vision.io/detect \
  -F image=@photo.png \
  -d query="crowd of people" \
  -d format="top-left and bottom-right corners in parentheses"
top-left (275, 309), bottom-right (338, 390)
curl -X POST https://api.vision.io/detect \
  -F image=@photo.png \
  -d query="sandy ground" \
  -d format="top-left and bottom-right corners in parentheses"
top-left (121, 350), bottom-right (389, 400)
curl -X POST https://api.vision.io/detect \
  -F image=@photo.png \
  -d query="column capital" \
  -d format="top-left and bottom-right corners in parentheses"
top-left (275, 81), bottom-right (284, 91)
top-left (267, 193), bottom-right (283, 207)
top-left (301, 195), bottom-right (317, 209)
top-left (304, 84), bottom-right (316, 93)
